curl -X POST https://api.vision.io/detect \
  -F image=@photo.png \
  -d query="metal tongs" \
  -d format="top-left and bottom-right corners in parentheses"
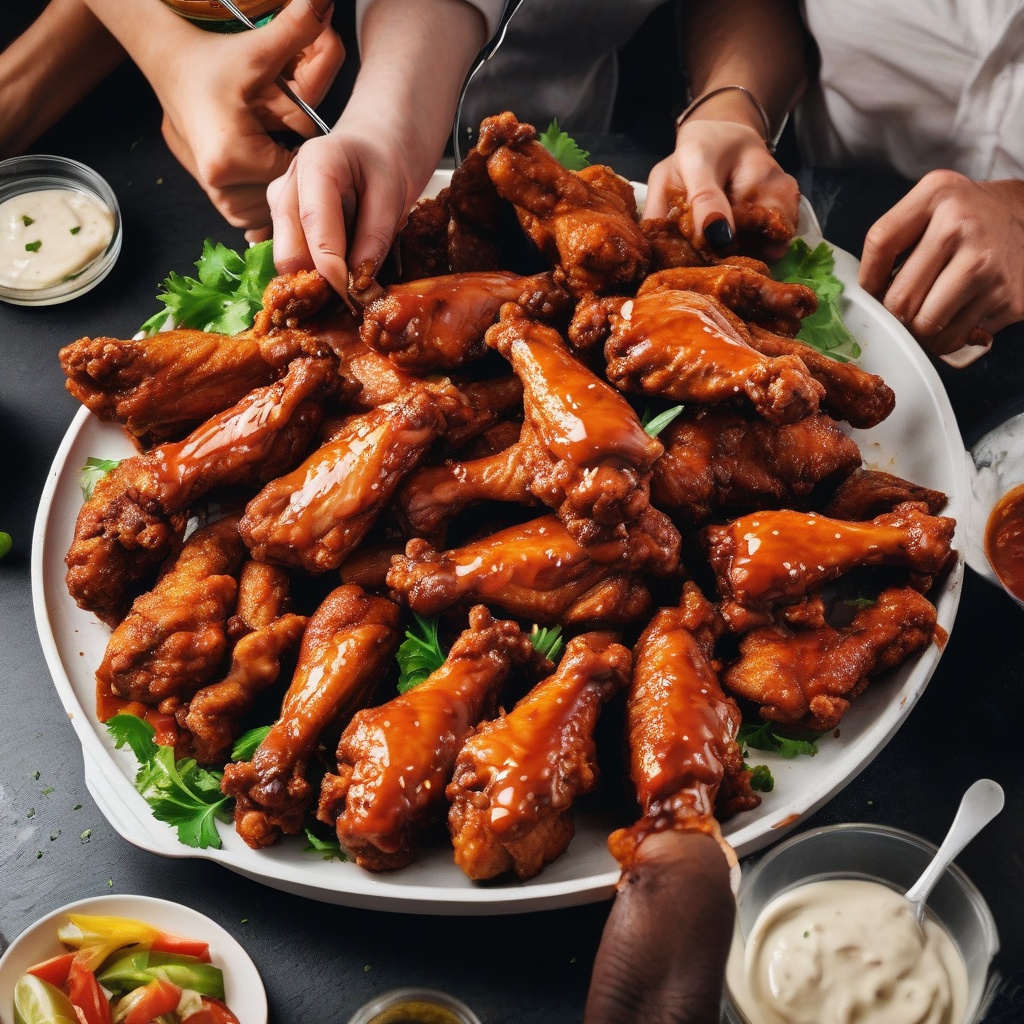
top-left (216, 0), bottom-right (331, 135)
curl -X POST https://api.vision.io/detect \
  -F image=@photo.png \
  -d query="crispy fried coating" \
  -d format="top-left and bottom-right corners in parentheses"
top-left (608, 583), bottom-right (759, 871)
top-left (448, 631), bottom-right (630, 881)
top-left (220, 585), bottom-right (401, 849)
top-left (821, 467), bottom-right (948, 520)
top-left (317, 606), bottom-right (540, 871)
top-left (722, 586), bottom-right (938, 730)
top-left (96, 515), bottom-right (246, 705)
top-left (604, 290), bottom-right (825, 425)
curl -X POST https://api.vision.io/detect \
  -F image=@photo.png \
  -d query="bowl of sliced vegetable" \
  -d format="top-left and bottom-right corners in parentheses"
top-left (0, 895), bottom-right (265, 1024)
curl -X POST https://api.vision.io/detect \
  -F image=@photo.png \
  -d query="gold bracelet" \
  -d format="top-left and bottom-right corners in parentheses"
top-left (675, 84), bottom-right (785, 154)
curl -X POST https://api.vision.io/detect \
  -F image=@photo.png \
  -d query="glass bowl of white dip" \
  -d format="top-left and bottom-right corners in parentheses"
top-left (0, 154), bottom-right (121, 306)
top-left (723, 822), bottom-right (999, 1024)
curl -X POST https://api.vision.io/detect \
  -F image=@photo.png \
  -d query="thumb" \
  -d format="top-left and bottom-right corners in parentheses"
top-left (252, 0), bottom-right (335, 68)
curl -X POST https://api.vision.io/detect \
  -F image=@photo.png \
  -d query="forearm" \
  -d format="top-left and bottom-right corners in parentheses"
top-left (683, 0), bottom-right (809, 139)
top-left (343, 0), bottom-right (489, 172)
top-left (81, 0), bottom-right (194, 83)
top-left (0, 0), bottom-right (126, 156)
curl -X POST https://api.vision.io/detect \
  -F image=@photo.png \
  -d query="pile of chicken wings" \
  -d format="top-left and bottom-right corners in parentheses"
top-left (59, 112), bottom-right (956, 883)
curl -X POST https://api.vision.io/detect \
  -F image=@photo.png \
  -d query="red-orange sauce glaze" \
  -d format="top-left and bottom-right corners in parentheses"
top-left (985, 482), bottom-right (1024, 602)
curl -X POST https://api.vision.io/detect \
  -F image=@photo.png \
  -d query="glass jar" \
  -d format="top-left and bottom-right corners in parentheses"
top-left (159, 1), bottom-right (288, 31)
top-left (346, 988), bottom-right (482, 1024)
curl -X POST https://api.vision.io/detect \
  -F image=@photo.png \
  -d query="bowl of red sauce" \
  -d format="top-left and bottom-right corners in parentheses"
top-left (965, 398), bottom-right (1024, 609)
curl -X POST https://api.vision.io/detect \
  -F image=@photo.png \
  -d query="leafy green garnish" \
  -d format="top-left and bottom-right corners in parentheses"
top-left (80, 456), bottom-right (120, 500)
top-left (842, 595), bottom-right (877, 611)
top-left (530, 624), bottom-right (564, 662)
top-left (538, 119), bottom-right (590, 171)
top-left (70, 226), bottom-right (81, 235)
top-left (25, 240), bottom-right (41, 252)
top-left (771, 239), bottom-right (861, 362)
top-left (230, 725), bottom-right (271, 762)
top-left (396, 613), bottom-right (446, 693)
top-left (748, 764), bottom-right (775, 792)
top-left (107, 715), bottom-right (230, 849)
top-left (139, 239), bottom-right (277, 337)
top-left (739, 721), bottom-right (820, 759)
top-left (304, 827), bottom-right (347, 861)
top-left (641, 404), bottom-right (684, 437)
top-left (22, 215), bottom-right (34, 226)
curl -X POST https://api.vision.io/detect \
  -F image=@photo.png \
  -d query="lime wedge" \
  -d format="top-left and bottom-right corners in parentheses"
top-left (12, 974), bottom-right (79, 1024)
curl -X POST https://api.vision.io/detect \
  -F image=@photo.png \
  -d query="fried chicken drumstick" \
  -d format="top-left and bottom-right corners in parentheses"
top-left (447, 631), bottom-right (630, 881)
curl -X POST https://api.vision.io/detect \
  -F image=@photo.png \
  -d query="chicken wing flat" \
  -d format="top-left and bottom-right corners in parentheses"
top-left (704, 503), bottom-right (956, 623)
top-left (650, 407), bottom-right (862, 525)
top-left (608, 583), bottom-right (759, 872)
top-left (239, 382), bottom-right (468, 572)
top-left (486, 303), bottom-right (668, 545)
top-left (821, 467), bottom-right (948, 520)
top-left (386, 514), bottom-right (657, 627)
top-left (65, 357), bottom-right (332, 624)
top-left (183, 562), bottom-right (307, 764)
top-left (447, 631), bottom-right (630, 881)
top-left (360, 270), bottom-right (570, 373)
top-left (638, 265), bottom-right (817, 336)
top-left (604, 290), bottom-right (824, 425)
top-left (220, 585), bottom-right (401, 849)
top-left (96, 514), bottom-right (246, 706)
top-left (722, 586), bottom-right (938, 731)
top-left (746, 325), bottom-right (896, 428)
top-left (477, 112), bottom-right (650, 295)
top-left (317, 606), bottom-right (539, 871)
top-left (252, 269), bottom-right (336, 333)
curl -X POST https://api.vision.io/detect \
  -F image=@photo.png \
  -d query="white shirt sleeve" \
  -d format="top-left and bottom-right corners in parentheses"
top-left (354, 0), bottom-right (508, 48)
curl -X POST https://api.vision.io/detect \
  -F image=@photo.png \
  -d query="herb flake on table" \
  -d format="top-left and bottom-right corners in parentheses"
top-left (771, 238), bottom-right (861, 361)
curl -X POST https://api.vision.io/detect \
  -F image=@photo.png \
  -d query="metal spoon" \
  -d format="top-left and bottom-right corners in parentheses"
top-left (904, 778), bottom-right (1004, 925)
top-left (216, 0), bottom-right (332, 135)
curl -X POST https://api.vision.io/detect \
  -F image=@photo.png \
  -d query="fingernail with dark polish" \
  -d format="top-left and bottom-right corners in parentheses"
top-left (705, 219), bottom-right (734, 250)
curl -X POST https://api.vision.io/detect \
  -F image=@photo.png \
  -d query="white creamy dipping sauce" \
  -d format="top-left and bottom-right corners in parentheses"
top-left (727, 878), bottom-right (969, 1024)
top-left (0, 188), bottom-right (114, 289)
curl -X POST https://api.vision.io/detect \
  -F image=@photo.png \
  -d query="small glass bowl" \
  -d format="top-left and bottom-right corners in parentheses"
top-left (0, 154), bottom-right (122, 306)
top-left (722, 823), bottom-right (1000, 1024)
top-left (346, 987), bottom-right (482, 1024)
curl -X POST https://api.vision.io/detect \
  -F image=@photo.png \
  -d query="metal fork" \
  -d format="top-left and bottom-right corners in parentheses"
top-left (216, 0), bottom-right (332, 135)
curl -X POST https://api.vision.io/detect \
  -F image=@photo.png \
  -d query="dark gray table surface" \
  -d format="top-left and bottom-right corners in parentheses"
top-left (1, 62), bottom-right (1023, 1024)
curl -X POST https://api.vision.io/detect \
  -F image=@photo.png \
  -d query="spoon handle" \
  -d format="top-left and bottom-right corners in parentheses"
top-left (905, 778), bottom-right (1005, 915)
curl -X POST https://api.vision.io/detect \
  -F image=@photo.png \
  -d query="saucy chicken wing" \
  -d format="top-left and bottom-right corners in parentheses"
top-left (220, 585), bottom-right (401, 849)
top-left (447, 631), bottom-right (631, 881)
top-left (317, 606), bottom-right (540, 871)
top-left (604, 290), bottom-right (824, 425)
top-left (386, 514), bottom-right (661, 627)
top-left (821, 467), bottom-right (948, 520)
top-left (722, 586), bottom-right (938, 731)
top-left (477, 112), bottom-right (650, 295)
top-left (608, 583), bottom-right (759, 872)
top-left (96, 514), bottom-right (246, 706)
top-left (704, 503), bottom-right (956, 626)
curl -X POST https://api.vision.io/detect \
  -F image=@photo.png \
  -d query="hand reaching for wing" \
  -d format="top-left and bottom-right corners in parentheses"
top-left (859, 171), bottom-right (1024, 360)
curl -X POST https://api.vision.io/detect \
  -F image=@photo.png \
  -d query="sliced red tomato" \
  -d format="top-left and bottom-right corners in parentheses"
top-left (121, 977), bottom-right (182, 1024)
top-left (26, 951), bottom-right (76, 987)
top-left (67, 958), bottom-right (112, 1024)
top-left (148, 931), bottom-right (211, 962)
top-left (181, 996), bottom-right (241, 1024)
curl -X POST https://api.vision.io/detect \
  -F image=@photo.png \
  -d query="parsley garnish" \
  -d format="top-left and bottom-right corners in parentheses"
top-left (70, 226), bottom-right (81, 235)
top-left (25, 240), bottom-right (42, 252)
top-left (396, 614), bottom-right (446, 693)
top-left (139, 238), bottom-right (277, 337)
top-left (641, 404), bottom-right (684, 437)
top-left (538, 119), bottom-right (590, 171)
top-left (231, 725), bottom-right (271, 762)
top-left (107, 715), bottom-right (230, 849)
top-left (530, 624), bottom-right (564, 662)
top-left (304, 827), bottom-right (347, 861)
top-left (748, 764), bottom-right (775, 792)
top-left (739, 721), bottom-right (821, 759)
top-left (22, 215), bottom-right (34, 226)
top-left (80, 456), bottom-right (121, 500)
top-left (771, 239), bottom-right (861, 361)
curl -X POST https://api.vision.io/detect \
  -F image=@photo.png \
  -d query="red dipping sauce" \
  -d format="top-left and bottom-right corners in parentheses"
top-left (985, 482), bottom-right (1024, 603)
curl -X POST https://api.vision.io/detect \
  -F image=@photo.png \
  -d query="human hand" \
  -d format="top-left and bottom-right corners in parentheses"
top-left (583, 830), bottom-right (736, 1024)
top-left (155, 0), bottom-right (344, 231)
top-left (859, 171), bottom-right (1024, 359)
top-left (646, 118), bottom-right (799, 258)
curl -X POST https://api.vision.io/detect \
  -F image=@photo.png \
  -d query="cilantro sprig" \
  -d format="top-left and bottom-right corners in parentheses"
top-left (739, 721), bottom-right (821, 759)
top-left (107, 715), bottom-right (230, 849)
top-left (140, 239), bottom-right (277, 336)
top-left (80, 456), bottom-right (120, 500)
top-left (396, 613), bottom-right (446, 693)
top-left (538, 119), bottom-right (590, 171)
top-left (641, 404), bottom-right (684, 438)
top-left (771, 239), bottom-right (861, 362)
